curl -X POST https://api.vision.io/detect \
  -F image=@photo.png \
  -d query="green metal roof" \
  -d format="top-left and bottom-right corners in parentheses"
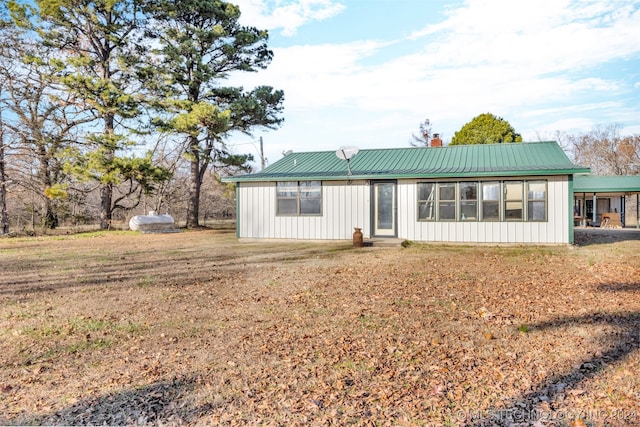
top-left (574, 174), bottom-right (640, 193)
top-left (223, 141), bottom-right (590, 182)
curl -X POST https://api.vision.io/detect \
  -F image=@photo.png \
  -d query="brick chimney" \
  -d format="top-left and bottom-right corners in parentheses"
top-left (430, 133), bottom-right (442, 147)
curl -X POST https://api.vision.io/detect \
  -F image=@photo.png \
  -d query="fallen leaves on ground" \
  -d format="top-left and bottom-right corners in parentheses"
top-left (0, 230), bottom-right (638, 426)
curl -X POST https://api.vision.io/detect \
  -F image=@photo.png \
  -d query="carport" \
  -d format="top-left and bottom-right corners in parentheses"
top-left (573, 174), bottom-right (640, 228)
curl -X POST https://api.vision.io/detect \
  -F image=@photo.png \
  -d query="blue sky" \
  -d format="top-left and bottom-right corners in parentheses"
top-left (228, 0), bottom-right (640, 169)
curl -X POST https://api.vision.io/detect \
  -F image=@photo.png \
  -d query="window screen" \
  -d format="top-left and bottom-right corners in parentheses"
top-left (417, 182), bottom-right (436, 220)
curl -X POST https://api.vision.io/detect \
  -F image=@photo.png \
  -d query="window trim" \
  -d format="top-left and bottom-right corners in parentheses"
top-left (526, 180), bottom-right (548, 222)
top-left (417, 182), bottom-right (436, 221)
top-left (276, 181), bottom-right (323, 216)
top-left (480, 181), bottom-right (501, 222)
top-left (459, 181), bottom-right (478, 221)
top-left (437, 182), bottom-right (457, 221)
top-left (504, 180), bottom-right (524, 221)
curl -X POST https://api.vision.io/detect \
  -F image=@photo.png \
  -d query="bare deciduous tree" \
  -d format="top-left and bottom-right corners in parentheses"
top-left (0, 88), bottom-right (8, 235)
top-left (0, 26), bottom-right (92, 229)
top-left (410, 118), bottom-right (433, 147)
top-left (569, 124), bottom-right (640, 175)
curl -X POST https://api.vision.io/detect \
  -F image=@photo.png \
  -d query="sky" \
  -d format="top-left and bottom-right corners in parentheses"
top-left (226, 0), bottom-right (640, 170)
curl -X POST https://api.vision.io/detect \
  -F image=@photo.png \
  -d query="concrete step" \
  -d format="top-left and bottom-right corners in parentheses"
top-left (363, 238), bottom-right (404, 247)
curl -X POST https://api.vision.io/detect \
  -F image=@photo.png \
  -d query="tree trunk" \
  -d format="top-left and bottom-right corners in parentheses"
top-left (43, 200), bottom-right (58, 229)
top-left (186, 136), bottom-right (201, 228)
top-left (0, 143), bottom-right (8, 235)
top-left (39, 150), bottom-right (58, 230)
top-left (100, 113), bottom-right (115, 230)
top-left (0, 104), bottom-right (8, 235)
top-left (100, 181), bottom-right (113, 229)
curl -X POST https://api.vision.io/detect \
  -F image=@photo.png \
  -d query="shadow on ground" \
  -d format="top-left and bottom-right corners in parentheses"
top-left (9, 289), bottom-right (638, 426)
top-left (4, 377), bottom-right (210, 426)
top-left (465, 313), bottom-right (640, 426)
top-left (574, 228), bottom-right (640, 246)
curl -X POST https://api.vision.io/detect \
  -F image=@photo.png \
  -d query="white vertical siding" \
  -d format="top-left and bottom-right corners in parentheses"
top-left (238, 176), bottom-right (572, 243)
top-left (397, 176), bottom-right (571, 244)
top-left (237, 180), bottom-right (370, 239)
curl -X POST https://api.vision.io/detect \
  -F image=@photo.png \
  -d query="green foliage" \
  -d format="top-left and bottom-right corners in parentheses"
top-left (44, 184), bottom-right (68, 199)
top-left (145, 0), bottom-right (285, 141)
top-left (3, 0), bottom-right (281, 228)
top-left (65, 148), bottom-right (170, 193)
top-left (222, 182), bottom-right (236, 199)
top-left (169, 102), bottom-right (231, 137)
top-left (6, 1), bottom-right (37, 29)
top-left (27, 0), bottom-right (166, 226)
top-left (144, 0), bottom-right (284, 226)
top-left (0, 18), bottom-right (92, 230)
top-left (450, 113), bottom-right (522, 145)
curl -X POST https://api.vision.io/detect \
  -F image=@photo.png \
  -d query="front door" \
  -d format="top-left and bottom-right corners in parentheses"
top-left (372, 181), bottom-right (397, 237)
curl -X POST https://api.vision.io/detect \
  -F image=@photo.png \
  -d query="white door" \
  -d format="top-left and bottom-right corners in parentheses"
top-left (373, 182), bottom-right (396, 237)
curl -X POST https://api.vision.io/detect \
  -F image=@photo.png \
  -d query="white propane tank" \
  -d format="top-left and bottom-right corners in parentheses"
top-left (129, 211), bottom-right (176, 233)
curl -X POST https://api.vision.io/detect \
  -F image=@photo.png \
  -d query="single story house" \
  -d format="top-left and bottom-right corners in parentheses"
top-left (223, 141), bottom-right (636, 245)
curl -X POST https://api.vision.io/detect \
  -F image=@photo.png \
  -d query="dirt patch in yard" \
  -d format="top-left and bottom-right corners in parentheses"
top-left (0, 230), bottom-right (638, 426)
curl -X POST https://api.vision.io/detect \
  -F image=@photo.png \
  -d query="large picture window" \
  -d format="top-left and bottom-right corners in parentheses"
top-left (276, 181), bottom-right (322, 216)
top-left (527, 181), bottom-right (547, 221)
top-left (417, 183), bottom-right (436, 220)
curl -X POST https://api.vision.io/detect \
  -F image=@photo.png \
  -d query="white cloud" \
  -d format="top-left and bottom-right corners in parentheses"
top-left (233, 0), bottom-right (346, 36)
top-left (412, 0), bottom-right (640, 71)
top-left (231, 40), bottom-right (396, 109)
top-left (228, 0), bottom-right (640, 164)
top-left (522, 101), bottom-right (624, 118)
top-left (248, 0), bottom-right (638, 115)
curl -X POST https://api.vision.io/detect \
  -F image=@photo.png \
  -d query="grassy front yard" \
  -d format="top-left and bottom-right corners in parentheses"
top-left (1, 230), bottom-right (638, 426)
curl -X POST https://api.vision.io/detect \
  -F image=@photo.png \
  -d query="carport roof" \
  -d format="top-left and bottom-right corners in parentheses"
top-left (223, 141), bottom-right (589, 182)
top-left (574, 174), bottom-right (640, 193)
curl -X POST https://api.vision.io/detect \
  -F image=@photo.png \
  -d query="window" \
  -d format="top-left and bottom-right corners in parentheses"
top-left (504, 181), bottom-right (523, 220)
top-left (417, 183), bottom-right (436, 220)
top-left (527, 181), bottom-right (547, 221)
top-left (276, 181), bottom-right (322, 216)
top-left (481, 182), bottom-right (500, 221)
top-left (276, 182), bottom-right (298, 215)
top-left (438, 183), bottom-right (456, 221)
top-left (299, 181), bottom-right (322, 215)
top-left (416, 179), bottom-right (548, 223)
top-left (459, 182), bottom-right (478, 221)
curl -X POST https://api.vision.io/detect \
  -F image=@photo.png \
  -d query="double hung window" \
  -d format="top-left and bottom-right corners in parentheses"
top-left (438, 183), bottom-right (456, 221)
top-left (504, 181), bottom-right (524, 220)
top-left (417, 183), bottom-right (436, 220)
top-left (481, 182), bottom-right (500, 221)
top-left (459, 182), bottom-right (478, 221)
top-left (276, 181), bottom-right (322, 216)
top-left (527, 181), bottom-right (547, 221)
